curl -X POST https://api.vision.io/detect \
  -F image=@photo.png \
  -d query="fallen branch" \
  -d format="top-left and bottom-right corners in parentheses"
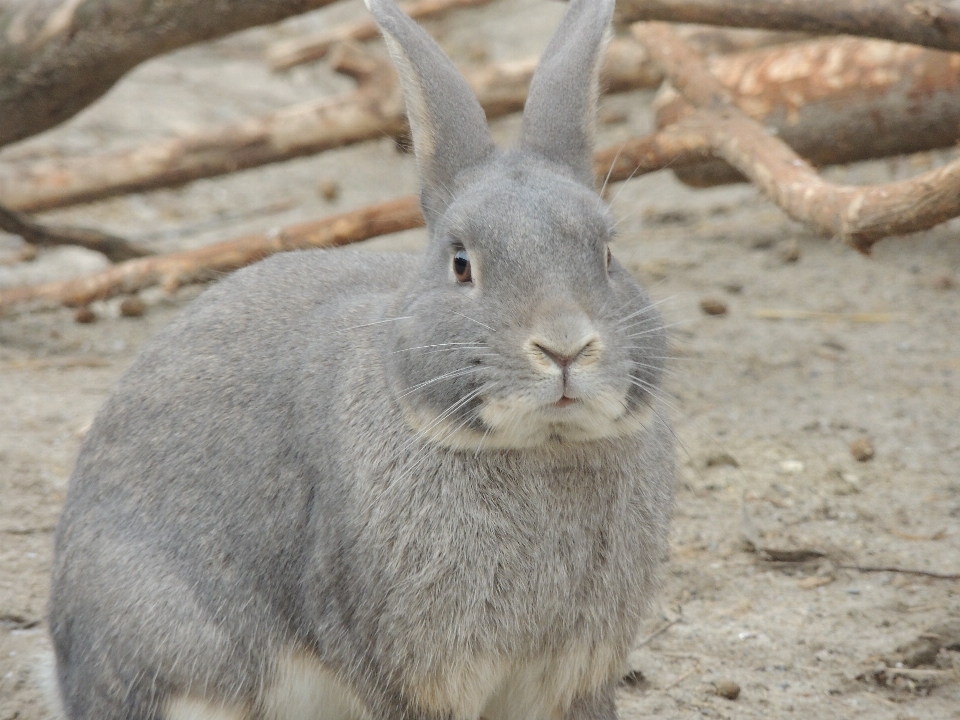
top-left (0, 124), bottom-right (718, 312)
top-left (632, 22), bottom-right (960, 251)
top-left (0, 196), bottom-right (424, 312)
top-left (617, 0), bottom-right (960, 53)
top-left (267, 0), bottom-right (492, 71)
top-left (0, 203), bottom-right (150, 262)
top-left (653, 36), bottom-right (960, 187)
top-left (0, 0), bottom-right (340, 148)
top-left (0, 30), bottom-right (795, 213)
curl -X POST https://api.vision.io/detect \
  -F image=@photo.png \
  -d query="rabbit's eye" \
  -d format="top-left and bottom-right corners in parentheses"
top-left (453, 249), bottom-right (472, 283)
top-left (606, 246), bottom-right (612, 271)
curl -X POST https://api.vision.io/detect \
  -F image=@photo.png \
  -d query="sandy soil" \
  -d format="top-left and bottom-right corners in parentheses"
top-left (2, 1), bottom-right (959, 718)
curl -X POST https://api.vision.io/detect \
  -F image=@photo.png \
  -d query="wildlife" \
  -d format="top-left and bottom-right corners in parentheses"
top-left (47, 0), bottom-right (675, 718)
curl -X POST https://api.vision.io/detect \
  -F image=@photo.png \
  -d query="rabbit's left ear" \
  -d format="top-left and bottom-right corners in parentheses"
top-left (366, 0), bottom-right (496, 221)
top-left (518, 0), bottom-right (615, 187)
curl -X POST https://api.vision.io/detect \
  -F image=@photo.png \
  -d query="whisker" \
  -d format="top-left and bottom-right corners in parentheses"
top-left (337, 316), bottom-right (412, 333)
top-left (452, 311), bottom-right (494, 332)
top-left (598, 143), bottom-right (626, 211)
top-left (616, 295), bottom-right (677, 325)
top-left (397, 366), bottom-right (483, 398)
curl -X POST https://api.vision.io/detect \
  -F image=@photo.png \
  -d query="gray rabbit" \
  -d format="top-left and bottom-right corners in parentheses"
top-left (47, 0), bottom-right (674, 718)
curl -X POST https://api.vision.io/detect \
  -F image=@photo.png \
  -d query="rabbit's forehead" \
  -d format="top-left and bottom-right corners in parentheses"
top-left (446, 174), bottom-right (611, 254)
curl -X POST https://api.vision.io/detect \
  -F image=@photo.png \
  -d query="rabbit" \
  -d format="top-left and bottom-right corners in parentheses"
top-left (46, 0), bottom-right (674, 718)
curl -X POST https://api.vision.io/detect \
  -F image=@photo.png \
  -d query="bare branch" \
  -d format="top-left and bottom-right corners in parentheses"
top-left (267, 0), bottom-right (492, 71)
top-left (0, 0), bottom-right (342, 149)
top-left (0, 203), bottom-right (150, 262)
top-left (0, 196), bottom-right (424, 313)
top-left (632, 22), bottom-right (960, 251)
top-left (617, 0), bottom-right (960, 53)
top-left (654, 36), bottom-right (960, 187)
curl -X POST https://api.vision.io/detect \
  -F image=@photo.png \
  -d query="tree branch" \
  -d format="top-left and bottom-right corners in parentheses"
top-left (0, 203), bottom-right (150, 261)
top-left (0, 0), bottom-right (340, 148)
top-left (267, 0), bottom-right (492, 71)
top-left (632, 22), bottom-right (960, 251)
top-left (617, 0), bottom-right (960, 53)
top-left (653, 35), bottom-right (960, 187)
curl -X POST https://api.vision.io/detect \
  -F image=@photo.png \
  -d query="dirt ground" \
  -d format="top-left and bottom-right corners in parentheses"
top-left (2, 1), bottom-right (959, 718)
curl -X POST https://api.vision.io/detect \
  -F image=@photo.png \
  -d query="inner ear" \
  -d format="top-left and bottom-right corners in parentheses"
top-left (517, 0), bottom-right (615, 187)
top-left (366, 0), bottom-right (496, 221)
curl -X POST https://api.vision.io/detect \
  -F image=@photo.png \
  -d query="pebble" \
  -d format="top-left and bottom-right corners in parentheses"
top-left (318, 180), bottom-right (340, 201)
top-left (780, 240), bottom-right (801, 263)
top-left (119, 296), bottom-right (146, 318)
top-left (74, 307), bottom-right (96, 324)
top-left (714, 679), bottom-right (741, 700)
top-left (700, 298), bottom-right (728, 316)
top-left (849, 437), bottom-right (875, 462)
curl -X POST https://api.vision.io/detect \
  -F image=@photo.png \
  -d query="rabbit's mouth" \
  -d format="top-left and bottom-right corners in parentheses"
top-left (399, 387), bottom-right (653, 450)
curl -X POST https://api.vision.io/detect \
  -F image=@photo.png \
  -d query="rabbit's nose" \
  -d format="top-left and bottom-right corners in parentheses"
top-left (527, 335), bottom-right (601, 372)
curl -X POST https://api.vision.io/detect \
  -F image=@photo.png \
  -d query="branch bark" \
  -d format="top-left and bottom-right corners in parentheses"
top-left (0, 0), bottom-right (345, 149)
top-left (0, 203), bottom-right (150, 261)
top-left (617, 0), bottom-right (960, 53)
top-left (0, 29), bottom-right (799, 213)
top-left (653, 36), bottom-right (960, 187)
top-left (632, 21), bottom-right (960, 251)
top-left (267, 0), bottom-right (492, 71)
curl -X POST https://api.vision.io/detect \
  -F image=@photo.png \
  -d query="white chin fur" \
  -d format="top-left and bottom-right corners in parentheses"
top-left (405, 391), bottom-right (653, 451)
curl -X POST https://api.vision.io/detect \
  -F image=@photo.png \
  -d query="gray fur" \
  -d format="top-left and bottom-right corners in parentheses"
top-left (48, 1), bottom-right (673, 718)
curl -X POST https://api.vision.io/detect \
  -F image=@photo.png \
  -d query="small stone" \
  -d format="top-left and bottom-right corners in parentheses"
top-left (318, 180), bottom-right (340, 201)
top-left (925, 274), bottom-right (955, 290)
top-left (780, 240), bottom-right (801, 263)
top-left (850, 437), bottom-right (875, 462)
top-left (74, 307), bottom-right (96, 324)
top-left (700, 298), bottom-right (728, 316)
top-left (722, 282), bottom-right (743, 294)
top-left (119, 296), bottom-right (146, 318)
top-left (714, 679), bottom-right (740, 700)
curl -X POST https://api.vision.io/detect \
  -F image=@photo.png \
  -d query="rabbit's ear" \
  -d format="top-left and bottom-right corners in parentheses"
top-left (366, 0), bottom-right (495, 219)
top-left (518, 0), bottom-right (614, 187)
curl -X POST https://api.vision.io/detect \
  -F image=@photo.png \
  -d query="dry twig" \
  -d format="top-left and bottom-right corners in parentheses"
top-left (632, 22), bottom-right (960, 251)
top-left (0, 196), bottom-right (423, 313)
top-left (267, 0), bottom-right (493, 71)
top-left (617, 0), bottom-right (960, 53)
top-left (0, 203), bottom-right (150, 262)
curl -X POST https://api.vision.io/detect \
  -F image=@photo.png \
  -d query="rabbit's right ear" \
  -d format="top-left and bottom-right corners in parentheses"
top-left (366, 0), bottom-right (495, 221)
